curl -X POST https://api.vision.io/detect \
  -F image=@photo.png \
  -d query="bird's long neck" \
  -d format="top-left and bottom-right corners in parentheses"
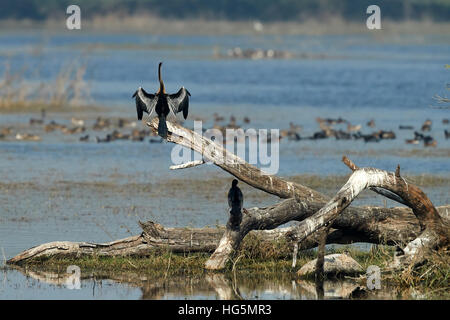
top-left (158, 63), bottom-right (165, 94)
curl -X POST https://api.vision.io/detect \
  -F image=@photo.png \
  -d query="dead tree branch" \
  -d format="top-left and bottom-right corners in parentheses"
top-left (285, 156), bottom-right (449, 268)
top-left (147, 119), bottom-right (326, 202)
top-left (8, 220), bottom-right (380, 264)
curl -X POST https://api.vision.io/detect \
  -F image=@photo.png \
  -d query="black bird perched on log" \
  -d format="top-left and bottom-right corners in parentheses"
top-left (132, 62), bottom-right (190, 138)
top-left (227, 179), bottom-right (243, 229)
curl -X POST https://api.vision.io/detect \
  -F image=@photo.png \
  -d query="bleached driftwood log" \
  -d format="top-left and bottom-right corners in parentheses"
top-left (146, 119), bottom-right (326, 202)
top-left (8, 220), bottom-right (371, 264)
top-left (285, 157), bottom-right (449, 268)
top-left (7, 235), bottom-right (146, 264)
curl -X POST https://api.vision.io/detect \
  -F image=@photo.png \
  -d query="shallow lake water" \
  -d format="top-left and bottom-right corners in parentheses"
top-left (0, 266), bottom-right (429, 300)
top-left (0, 31), bottom-right (449, 299)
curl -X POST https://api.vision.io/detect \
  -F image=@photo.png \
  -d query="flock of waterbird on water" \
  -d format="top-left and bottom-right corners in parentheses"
top-left (1, 62), bottom-right (448, 149)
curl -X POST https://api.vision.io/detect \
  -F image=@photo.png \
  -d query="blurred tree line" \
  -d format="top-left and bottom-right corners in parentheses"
top-left (1, 0), bottom-right (449, 22)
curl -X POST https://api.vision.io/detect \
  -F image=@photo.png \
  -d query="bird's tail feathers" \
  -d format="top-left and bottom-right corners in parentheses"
top-left (158, 115), bottom-right (168, 139)
top-left (231, 208), bottom-right (241, 215)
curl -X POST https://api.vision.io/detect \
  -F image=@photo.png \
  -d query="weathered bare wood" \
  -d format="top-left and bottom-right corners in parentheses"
top-left (147, 118), bottom-right (327, 202)
top-left (170, 160), bottom-right (205, 170)
top-left (7, 235), bottom-right (146, 264)
top-left (343, 157), bottom-right (450, 268)
top-left (7, 202), bottom-right (449, 265)
top-left (205, 206), bottom-right (243, 270)
top-left (315, 225), bottom-right (331, 280)
top-left (286, 156), bottom-right (450, 268)
top-left (139, 221), bottom-right (223, 253)
top-left (6, 220), bottom-right (366, 264)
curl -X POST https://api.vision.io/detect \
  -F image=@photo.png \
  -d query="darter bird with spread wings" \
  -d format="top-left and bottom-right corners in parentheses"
top-left (132, 62), bottom-right (190, 138)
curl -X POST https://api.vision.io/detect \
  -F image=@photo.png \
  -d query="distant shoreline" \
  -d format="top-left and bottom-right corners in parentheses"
top-left (1, 16), bottom-right (450, 35)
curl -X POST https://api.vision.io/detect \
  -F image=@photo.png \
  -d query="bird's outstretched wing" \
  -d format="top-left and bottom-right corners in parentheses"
top-left (167, 87), bottom-right (190, 119)
top-left (132, 87), bottom-right (157, 120)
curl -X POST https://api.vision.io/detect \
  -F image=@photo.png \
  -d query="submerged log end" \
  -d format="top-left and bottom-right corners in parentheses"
top-left (7, 241), bottom-right (80, 265)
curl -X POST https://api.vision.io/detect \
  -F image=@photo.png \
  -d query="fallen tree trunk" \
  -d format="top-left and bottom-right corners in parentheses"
top-left (7, 205), bottom-right (449, 265)
top-left (4, 221), bottom-right (369, 264)
top-left (285, 157), bottom-right (450, 268)
top-left (7, 235), bottom-right (146, 264)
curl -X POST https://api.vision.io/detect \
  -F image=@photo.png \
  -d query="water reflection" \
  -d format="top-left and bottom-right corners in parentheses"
top-left (4, 265), bottom-right (423, 300)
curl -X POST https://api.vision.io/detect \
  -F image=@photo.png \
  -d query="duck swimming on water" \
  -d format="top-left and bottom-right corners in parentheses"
top-left (227, 179), bottom-right (243, 229)
top-left (132, 62), bottom-right (190, 138)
